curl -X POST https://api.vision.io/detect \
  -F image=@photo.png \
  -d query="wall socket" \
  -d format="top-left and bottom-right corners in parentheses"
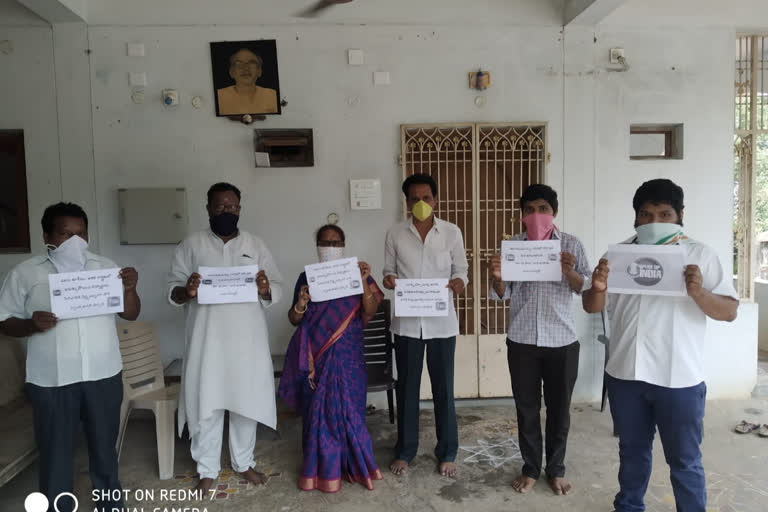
top-left (610, 48), bottom-right (625, 64)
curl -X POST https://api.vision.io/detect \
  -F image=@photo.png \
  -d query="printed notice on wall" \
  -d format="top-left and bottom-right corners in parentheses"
top-left (606, 244), bottom-right (686, 296)
top-left (501, 240), bottom-right (562, 282)
top-left (305, 257), bottom-right (364, 302)
top-left (394, 278), bottom-right (450, 317)
top-left (48, 269), bottom-right (124, 319)
top-left (197, 265), bottom-right (261, 304)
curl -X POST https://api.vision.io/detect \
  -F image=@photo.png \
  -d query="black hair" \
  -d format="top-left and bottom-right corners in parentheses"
top-left (632, 179), bottom-right (684, 216)
top-left (315, 224), bottom-right (345, 244)
top-left (520, 184), bottom-right (558, 214)
top-left (402, 173), bottom-right (438, 197)
top-left (207, 182), bottom-right (241, 204)
top-left (228, 48), bottom-right (263, 68)
top-left (41, 202), bottom-right (88, 234)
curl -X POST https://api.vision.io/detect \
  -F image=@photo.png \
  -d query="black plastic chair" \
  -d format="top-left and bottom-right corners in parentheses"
top-left (364, 299), bottom-right (396, 424)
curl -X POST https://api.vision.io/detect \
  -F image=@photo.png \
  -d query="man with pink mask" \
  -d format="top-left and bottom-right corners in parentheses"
top-left (490, 184), bottom-right (590, 496)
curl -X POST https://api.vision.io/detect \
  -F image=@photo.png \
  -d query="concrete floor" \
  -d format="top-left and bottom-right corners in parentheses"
top-left (3, 353), bottom-right (768, 512)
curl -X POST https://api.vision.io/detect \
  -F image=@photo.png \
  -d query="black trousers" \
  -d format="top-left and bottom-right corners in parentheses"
top-left (394, 335), bottom-right (458, 463)
top-left (507, 340), bottom-right (579, 480)
top-left (26, 372), bottom-right (124, 512)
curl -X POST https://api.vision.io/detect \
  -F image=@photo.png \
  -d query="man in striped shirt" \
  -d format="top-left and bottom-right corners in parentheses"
top-left (490, 184), bottom-right (590, 496)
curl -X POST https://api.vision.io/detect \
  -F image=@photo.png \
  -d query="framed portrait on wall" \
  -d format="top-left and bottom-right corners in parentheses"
top-left (210, 40), bottom-right (281, 116)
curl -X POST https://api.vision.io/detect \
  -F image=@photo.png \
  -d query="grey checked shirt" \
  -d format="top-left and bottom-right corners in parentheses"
top-left (489, 229), bottom-right (590, 347)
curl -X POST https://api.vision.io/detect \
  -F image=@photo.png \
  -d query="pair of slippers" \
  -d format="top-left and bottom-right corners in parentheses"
top-left (734, 420), bottom-right (768, 436)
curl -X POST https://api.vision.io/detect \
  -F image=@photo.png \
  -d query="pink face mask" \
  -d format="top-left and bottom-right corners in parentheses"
top-left (522, 212), bottom-right (555, 241)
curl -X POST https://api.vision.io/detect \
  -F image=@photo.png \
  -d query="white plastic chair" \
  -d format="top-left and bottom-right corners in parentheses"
top-left (116, 322), bottom-right (179, 480)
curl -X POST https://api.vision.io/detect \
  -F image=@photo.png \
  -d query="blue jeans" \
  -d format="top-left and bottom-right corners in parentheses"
top-left (606, 375), bottom-right (706, 512)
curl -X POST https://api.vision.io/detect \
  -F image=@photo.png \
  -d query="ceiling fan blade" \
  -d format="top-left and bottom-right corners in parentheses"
top-left (296, 0), bottom-right (354, 18)
top-left (296, 0), bottom-right (332, 18)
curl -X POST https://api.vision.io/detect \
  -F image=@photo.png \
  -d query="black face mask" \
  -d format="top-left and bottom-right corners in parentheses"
top-left (209, 212), bottom-right (239, 237)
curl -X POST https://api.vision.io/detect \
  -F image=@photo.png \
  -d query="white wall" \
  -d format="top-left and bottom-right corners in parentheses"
top-left (0, 0), bottom-right (47, 25)
top-left (86, 23), bottom-right (569, 373)
top-left (0, 22), bottom-right (62, 271)
top-left (84, 0), bottom-right (564, 27)
top-left (0, 0), bottom-right (760, 402)
top-left (606, 0), bottom-right (768, 29)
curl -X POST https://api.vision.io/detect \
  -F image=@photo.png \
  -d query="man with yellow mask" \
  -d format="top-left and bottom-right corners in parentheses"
top-left (383, 173), bottom-right (469, 478)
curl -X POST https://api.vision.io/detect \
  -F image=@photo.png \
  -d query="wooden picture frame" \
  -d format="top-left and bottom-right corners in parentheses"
top-left (0, 130), bottom-right (30, 253)
top-left (210, 40), bottom-right (282, 117)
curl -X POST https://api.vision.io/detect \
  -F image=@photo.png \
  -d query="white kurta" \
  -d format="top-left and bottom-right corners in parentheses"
top-left (168, 229), bottom-right (283, 437)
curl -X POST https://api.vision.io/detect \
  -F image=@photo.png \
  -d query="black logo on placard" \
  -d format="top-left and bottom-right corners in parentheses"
top-left (436, 301), bottom-right (447, 311)
top-left (202, 279), bottom-right (212, 285)
top-left (245, 277), bottom-right (254, 283)
top-left (108, 296), bottom-right (120, 307)
top-left (52, 289), bottom-right (62, 297)
top-left (627, 257), bottom-right (664, 286)
top-left (396, 291), bottom-right (403, 297)
top-left (505, 254), bottom-right (516, 262)
top-left (350, 280), bottom-right (360, 288)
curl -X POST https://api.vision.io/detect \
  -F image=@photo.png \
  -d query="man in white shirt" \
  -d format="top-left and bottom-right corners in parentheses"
top-left (168, 182), bottom-right (283, 494)
top-left (0, 202), bottom-right (140, 512)
top-left (383, 173), bottom-right (469, 478)
top-left (583, 179), bottom-right (738, 512)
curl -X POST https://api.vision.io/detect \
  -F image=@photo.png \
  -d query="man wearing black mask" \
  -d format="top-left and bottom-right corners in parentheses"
top-left (168, 182), bottom-right (283, 494)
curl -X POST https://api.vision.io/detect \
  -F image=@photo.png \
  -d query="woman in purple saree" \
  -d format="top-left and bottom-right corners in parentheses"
top-left (278, 225), bottom-right (384, 492)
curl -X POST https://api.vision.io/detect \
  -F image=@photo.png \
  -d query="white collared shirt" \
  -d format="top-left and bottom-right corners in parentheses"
top-left (383, 217), bottom-right (469, 340)
top-left (0, 252), bottom-right (124, 387)
top-left (605, 237), bottom-right (739, 388)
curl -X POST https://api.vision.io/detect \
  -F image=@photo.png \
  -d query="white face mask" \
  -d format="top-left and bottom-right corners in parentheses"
top-left (635, 223), bottom-right (682, 245)
top-left (47, 235), bottom-right (88, 273)
top-left (317, 246), bottom-right (344, 262)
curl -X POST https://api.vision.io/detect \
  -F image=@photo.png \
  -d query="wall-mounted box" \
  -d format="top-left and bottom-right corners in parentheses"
top-left (118, 188), bottom-right (187, 244)
top-left (630, 124), bottom-right (684, 160)
top-left (254, 129), bottom-right (314, 167)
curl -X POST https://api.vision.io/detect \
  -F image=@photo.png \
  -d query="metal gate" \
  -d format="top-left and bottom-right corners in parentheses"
top-left (401, 123), bottom-right (547, 398)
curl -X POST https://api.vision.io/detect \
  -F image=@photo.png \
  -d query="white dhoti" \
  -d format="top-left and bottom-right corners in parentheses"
top-left (168, 229), bottom-right (283, 478)
top-left (191, 410), bottom-right (258, 478)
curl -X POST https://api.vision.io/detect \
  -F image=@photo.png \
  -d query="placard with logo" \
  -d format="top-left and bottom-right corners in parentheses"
top-left (394, 278), bottom-right (450, 317)
top-left (305, 257), bottom-right (364, 302)
top-left (606, 244), bottom-right (687, 296)
top-left (197, 265), bottom-right (261, 304)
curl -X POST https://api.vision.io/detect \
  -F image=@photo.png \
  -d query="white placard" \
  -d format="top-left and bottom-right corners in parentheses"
top-left (606, 244), bottom-right (687, 296)
top-left (197, 265), bottom-right (260, 304)
top-left (501, 240), bottom-right (562, 282)
top-left (394, 278), bottom-right (450, 317)
top-left (49, 268), bottom-right (124, 320)
top-left (305, 257), bottom-right (364, 302)
top-left (255, 152), bottom-right (271, 168)
top-left (350, 178), bottom-right (382, 210)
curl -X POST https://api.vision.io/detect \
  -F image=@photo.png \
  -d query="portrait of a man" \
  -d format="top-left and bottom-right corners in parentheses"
top-left (210, 40), bottom-right (281, 116)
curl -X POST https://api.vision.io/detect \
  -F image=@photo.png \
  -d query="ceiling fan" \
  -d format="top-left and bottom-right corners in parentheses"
top-left (296, 0), bottom-right (355, 18)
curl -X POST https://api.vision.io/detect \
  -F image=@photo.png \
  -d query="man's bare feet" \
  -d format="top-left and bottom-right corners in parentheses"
top-left (548, 477), bottom-right (572, 495)
top-left (438, 461), bottom-right (457, 478)
top-left (390, 459), bottom-right (409, 475)
top-left (194, 477), bottom-right (214, 498)
top-left (241, 467), bottom-right (269, 485)
top-left (512, 474), bottom-right (536, 493)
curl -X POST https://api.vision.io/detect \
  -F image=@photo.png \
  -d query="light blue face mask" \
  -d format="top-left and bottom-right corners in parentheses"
top-left (635, 223), bottom-right (683, 245)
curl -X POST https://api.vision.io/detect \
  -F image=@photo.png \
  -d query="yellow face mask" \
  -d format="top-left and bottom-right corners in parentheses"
top-left (412, 200), bottom-right (433, 222)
